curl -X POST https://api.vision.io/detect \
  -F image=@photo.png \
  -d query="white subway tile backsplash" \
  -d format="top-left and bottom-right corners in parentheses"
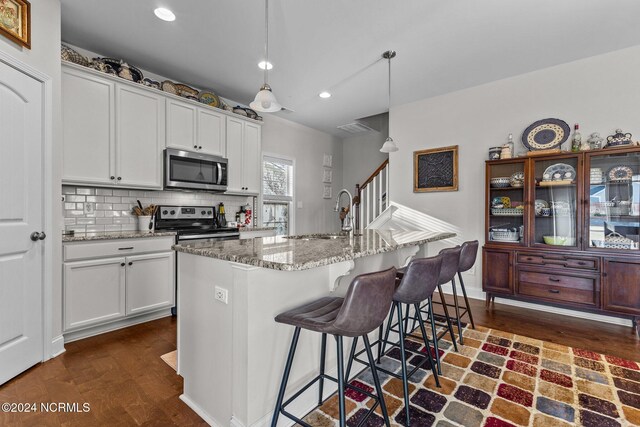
top-left (63, 185), bottom-right (252, 233)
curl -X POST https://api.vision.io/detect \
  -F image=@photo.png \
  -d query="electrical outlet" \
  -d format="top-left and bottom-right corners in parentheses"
top-left (84, 202), bottom-right (95, 215)
top-left (214, 286), bottom-right (229, 304)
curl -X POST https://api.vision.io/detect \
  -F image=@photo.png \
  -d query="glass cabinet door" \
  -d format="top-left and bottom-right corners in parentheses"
top-left (487, 160), bottom-right (526, 245)
top-left (532, 155), bottom-right (580, 248)
top-left (587, 150), bottom-right (640, 252)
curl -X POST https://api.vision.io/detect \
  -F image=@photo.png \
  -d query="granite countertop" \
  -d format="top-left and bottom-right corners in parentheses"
top-left (238, 227), bottom-right (276, 232)
top-left (63, 231), bottom-right (177, 242)
top-left (173, 229), bottom-right (456, 271)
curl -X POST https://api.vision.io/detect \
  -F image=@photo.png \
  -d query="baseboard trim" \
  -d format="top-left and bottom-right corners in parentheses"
top-left (438, 284), bottom-right (634, 328)
top-left (50, 335), bottom-right (65, 358)
top-left (180, 393), bottom-right (222, 427)
top-left (63, 309), bottom-right (172, 343)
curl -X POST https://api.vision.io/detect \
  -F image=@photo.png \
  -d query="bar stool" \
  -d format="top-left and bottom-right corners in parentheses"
top-left (347, 255), bottom-right (443, 426)
top-left (271, 267), bottom-right (397, 427)
top-left (456, 240), bottom-right (479, 331)
top-left (403, 246), bottom-right (461, 374)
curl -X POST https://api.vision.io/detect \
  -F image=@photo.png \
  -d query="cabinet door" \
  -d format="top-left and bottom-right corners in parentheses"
top-left (603, 258), bottom-right (640, 315)
top-left (166, 99), bottom-right (197, 151)
top-left (197, 108), bottom-right (226, 156)
top-left (116, 84), bottom-right (165, 188)
top-left (63, 258), bottom-right (126, 331)
top-left (243, 122), bottom-right (261, 194)
top-left (62, 68), bottom-right (115, 185)
top-left (482, 248), bottom-right (513, 294)
top-left (226, 117), bottom-right (245, 193)
top-left (125, 252), bottom-right (175, 316)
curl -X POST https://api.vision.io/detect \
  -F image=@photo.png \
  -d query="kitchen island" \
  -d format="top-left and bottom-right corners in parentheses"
top-left (173, 229), bottom-right (455, 427)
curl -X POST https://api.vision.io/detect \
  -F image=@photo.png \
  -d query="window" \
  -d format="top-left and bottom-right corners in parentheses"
top-left (262, 155), bottom-right (294, 235)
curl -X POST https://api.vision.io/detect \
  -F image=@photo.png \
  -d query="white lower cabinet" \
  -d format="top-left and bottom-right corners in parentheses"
top-left (64, 257), bottom-right (126, 331)
top-left (63, 238), bottom-right (175, 337)
top-left (125, 252), bottom-right (175, 315)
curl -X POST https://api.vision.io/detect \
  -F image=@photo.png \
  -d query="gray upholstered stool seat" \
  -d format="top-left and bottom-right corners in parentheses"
top-left (275, 296), bottom-right (343, 333)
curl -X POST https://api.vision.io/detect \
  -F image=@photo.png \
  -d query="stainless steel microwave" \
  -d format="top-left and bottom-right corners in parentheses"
top-left (164, 148), bottom-right (228, 192)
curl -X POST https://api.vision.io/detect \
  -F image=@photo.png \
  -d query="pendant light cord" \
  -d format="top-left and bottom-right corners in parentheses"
top-left (263, 0), bottom-right (269, 85)
top-left (387, 53), bottom-right (391, 113)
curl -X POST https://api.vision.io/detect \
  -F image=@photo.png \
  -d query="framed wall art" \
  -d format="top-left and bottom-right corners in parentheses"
top-left (414, 145), bottom-right (459, 192)
top-left (323, 154), bottom-right (333, 168)
top-left (0, 0), bottom-right (31, 49)
top-left (322, 168), bottom-right (332, 183)
top-left (322, 185), bottom-right (332, 199)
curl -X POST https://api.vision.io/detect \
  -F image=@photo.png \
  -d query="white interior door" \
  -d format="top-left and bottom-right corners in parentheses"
top-left (0, 60), bottom-right (45, 384)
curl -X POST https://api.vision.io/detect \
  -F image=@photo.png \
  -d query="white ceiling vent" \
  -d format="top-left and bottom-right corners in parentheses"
top-left (337, 122), bottom-right (376, 134)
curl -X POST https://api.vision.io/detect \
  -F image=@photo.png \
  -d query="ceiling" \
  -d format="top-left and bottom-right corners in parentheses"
top-left (61, 0), bottom-right (640, 137)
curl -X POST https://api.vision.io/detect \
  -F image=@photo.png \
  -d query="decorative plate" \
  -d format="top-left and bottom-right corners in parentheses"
top-left (233, 107), bottom-right (248, 117)
top-left (142, 78), bottom-right (161, 90)
top-left (534, 199), bottom-right (549, 215)
top-left (161, 80), bottom-right (178, 95)
top-left (198, 91), bottom-right (221, 108)
top-left (117, 63), bottom-right (144, 83)
top-left (510, 171), bottom-right (525, 187)
top-left (542, 163), bottom-right (576, 182)
top-left (244, 108), bottom-right (258, 119)
top-left (607, 165), bottom-right (633, 182)
top-left (61, 44), bottom-right (89, 67)
top-left (175, 83), bottom-right (199, 98)
top-left (522, 118), bottom-right (570, 151)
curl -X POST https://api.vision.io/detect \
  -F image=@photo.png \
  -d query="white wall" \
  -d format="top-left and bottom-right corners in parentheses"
top-left (261, 115), bottom-right (343, 234)
top-left (342, 129), bottom-right (388, 194)
top-left (0, 0), bottom-right (63, 354)
top-left (389, 45), bottom-right (640, 311)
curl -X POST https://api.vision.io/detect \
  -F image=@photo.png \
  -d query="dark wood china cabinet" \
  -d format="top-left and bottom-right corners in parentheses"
top-left (483, 146), bottom-right (640, 335)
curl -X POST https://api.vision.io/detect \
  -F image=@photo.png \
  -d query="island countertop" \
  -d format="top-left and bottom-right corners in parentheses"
top-left (172, 229), bottom-right (455, 271)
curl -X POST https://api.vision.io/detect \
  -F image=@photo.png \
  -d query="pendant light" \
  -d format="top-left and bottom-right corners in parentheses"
top-left (250, 0), bottom-right (281, 113)
top-left (380, 50), bottom-right (398, 153)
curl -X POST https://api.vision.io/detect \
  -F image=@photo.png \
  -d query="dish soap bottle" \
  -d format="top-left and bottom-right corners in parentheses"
top-left (218, 202), bottom-right (227, 227)
top-left (571, 123), bottom-right (582, 152)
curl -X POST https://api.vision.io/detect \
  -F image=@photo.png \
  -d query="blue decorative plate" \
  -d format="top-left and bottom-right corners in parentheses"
top-left (522, 118), bottom-right (570, 151)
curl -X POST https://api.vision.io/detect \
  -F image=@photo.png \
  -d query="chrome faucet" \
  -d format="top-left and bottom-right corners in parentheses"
top-left (334, 189), bottom-right (354, 233)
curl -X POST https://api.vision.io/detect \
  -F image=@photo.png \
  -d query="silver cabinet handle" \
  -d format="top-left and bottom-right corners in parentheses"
top-left (217, 163), bottom-right (222, 185)
top-left (30, 231), bottom-right (46, 241)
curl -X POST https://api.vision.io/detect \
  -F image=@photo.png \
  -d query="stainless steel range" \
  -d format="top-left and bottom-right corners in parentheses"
top-left (155, 205), bottom-right (239, 315)
top-left (154, 205), bottom-right (239, 243)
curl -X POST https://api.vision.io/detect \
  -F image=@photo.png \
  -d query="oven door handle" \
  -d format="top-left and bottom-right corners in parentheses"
top-left (217, 163), bottom-right (222, 185)
top-left (178, 232), bottom-right (239, 241)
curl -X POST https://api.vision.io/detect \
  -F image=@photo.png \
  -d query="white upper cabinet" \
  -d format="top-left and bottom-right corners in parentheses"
top-left (116, 85), bottom-right (165, 188)
top-left (197, 108), bottom-right (226, 157)
top-left (226, 117), bottom-right (261, 195)
top-left (167, 98), bottom-right (226, 157)
top-left (62, 67), bottom-right (115, 185)
top-left (166, 99), bottom-right (197, 151)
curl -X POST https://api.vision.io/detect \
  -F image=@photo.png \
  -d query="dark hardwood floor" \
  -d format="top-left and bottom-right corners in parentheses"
top-left (0, 298), bottom-right (638, 426)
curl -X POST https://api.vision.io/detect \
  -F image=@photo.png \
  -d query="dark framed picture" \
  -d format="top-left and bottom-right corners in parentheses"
top-left (0, 0), bottom-right (30, 49)
top-left (413, 145), bottom-right (458, 192)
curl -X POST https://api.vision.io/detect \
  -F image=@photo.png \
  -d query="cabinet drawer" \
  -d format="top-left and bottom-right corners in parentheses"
top-left (517, 269), bottom-right (598, 306)
top-left (517, 253), bottom-right (598, 271)
top-left (64, 237), bottom-right (174, 261)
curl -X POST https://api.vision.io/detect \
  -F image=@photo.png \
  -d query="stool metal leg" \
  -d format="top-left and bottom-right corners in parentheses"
top-left (318, 333), bottom-right (327, 405)
top-left (335, 335), bottom-right (346, 427)
top-left (414, 303), bottom-right (439, 387)
top-left (380, 303), bottom-right (396, 359)
top-left (363, 334), bottom-right (390, 426)
top-left (396, 303), bottom-right (412, 426)
top-left (427, 298), bottom-right (441, 375)
top-left (344, 336), bottom-right (358, 383)
top-left (271, 327), bottom-right (302, 427)
top-left (450, 277), bottom-right (464, 345)
top-left (437, 284), bottom-right (459, 352)
top-left (458, 272), bottom-right (475, 329)
top-left (376, 323), bottom-right (383, 363)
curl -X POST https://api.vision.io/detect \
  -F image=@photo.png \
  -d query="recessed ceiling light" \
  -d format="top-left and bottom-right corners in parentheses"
top-left (258, 61), bottom-right (273, 70)
top-left (154, 7), bottom-right (176, 22)
top-left (319, 91), bottom-right (331, 99)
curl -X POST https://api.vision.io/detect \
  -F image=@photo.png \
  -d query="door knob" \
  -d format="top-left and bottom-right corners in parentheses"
top-left (30, 231), bottom-right (46, 241)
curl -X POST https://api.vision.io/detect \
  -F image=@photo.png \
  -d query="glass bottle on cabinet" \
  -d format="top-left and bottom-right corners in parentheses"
top-left (586, 149), bottom-right (640, 252)
top-left (487, 160), bottom-right (526, 245)
top-left (531, 155), bottom-right (579, 248)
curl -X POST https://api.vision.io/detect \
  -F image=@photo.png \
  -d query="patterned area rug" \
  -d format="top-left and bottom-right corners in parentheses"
top-left (303, 324), bottom-right (640, 426)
